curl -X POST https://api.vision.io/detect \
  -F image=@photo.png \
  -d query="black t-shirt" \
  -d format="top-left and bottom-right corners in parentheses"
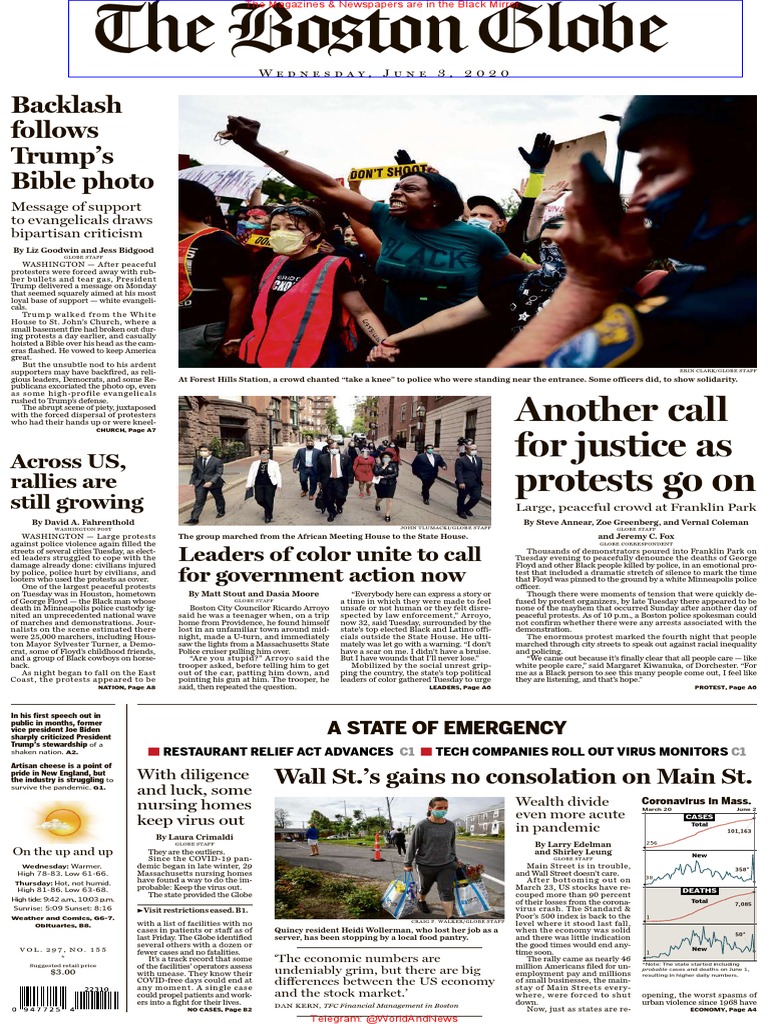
top-left (179, 229), bottom-right (251, 330)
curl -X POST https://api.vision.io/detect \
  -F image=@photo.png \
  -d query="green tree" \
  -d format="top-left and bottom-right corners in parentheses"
top-left (361, 815), bottom-right (389, 834)
top-left (261, 176), bottom-right (314, 204)
top-left (308, 810), bottom-right (334, 833)
top-left (334, 814), bottom-right (354, 836)
top-left (325, 404), bottom-right (343, 436)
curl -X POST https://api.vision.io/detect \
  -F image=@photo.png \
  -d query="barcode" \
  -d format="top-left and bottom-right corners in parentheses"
top-left (74, 990), bottom-right (120, 1010)
top-left (19, 986), bottom-right (67, 1009)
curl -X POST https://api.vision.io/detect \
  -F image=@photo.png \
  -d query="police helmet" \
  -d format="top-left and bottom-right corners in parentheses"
top-left (618, 95), bottom-right (756, 152)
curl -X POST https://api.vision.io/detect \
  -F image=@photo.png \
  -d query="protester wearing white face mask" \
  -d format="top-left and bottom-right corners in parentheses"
top-left (465, 196), bottom-right (508, 235)
top-left (231, 205), bottom-right (388, 369)
top-left (373, 448), bottom-right (399, 523)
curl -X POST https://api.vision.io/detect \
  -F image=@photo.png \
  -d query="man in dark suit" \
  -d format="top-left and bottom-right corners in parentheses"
top-left (411, 444), bottom-right (448, 505)
top-left (185, 444), bottom-right (225, 524)
top-left (292, 438), bottom-right (321, 498)
top-left (317, 440), bottom-right (353, 522)
top-left (454, 442), bottom-right (483, 519)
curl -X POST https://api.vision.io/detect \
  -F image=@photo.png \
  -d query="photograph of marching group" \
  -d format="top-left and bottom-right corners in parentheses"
top-left (179, 395), bottom-right (491, 527)
top-left (179, 94), bottom-right (755, 370)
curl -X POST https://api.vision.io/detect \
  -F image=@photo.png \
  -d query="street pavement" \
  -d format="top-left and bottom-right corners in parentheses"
top-left (180, 447), bottom-right (490, 529)
top-left (455, 838), bottom-right (504, 883)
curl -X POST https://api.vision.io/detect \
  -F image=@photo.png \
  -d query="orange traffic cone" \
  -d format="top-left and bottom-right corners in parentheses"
top-left (371, 832), bottom-right (382, 862)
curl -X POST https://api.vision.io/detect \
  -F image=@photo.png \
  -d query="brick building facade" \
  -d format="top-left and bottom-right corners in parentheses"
top-left (179, 396), bottom-right (333, 463)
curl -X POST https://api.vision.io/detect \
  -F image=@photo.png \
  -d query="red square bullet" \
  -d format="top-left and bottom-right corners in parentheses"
top-left (148, 747), bottom-right (160, 756)
top-left (420, 747), bottom-right (432, 756)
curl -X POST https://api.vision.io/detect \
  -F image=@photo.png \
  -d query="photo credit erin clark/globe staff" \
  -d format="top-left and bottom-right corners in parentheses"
top-left (6, 0), bottom-right (763, 1021)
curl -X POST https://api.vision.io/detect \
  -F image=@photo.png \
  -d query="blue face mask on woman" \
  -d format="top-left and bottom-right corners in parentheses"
top-left (431, 809), bottom-right (448, 819)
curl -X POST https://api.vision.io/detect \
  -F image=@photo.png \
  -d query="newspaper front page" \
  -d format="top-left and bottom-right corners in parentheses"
top-left (7, 1), bottom-right (759, 1021)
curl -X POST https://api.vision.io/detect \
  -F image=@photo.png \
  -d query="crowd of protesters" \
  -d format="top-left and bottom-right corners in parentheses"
top-left (179, 95), bottom-right (755, 370)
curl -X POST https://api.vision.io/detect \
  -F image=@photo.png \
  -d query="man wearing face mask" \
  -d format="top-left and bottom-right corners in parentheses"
top-left (231, 205), bottom-right (389, 368)
top-left (466, 195), bottom-right (508, 235)
top-left (455, 443), bottom-right (484, 520)
top-left (292, 437), bottom-right (320, 499)
top-left (411, 443), bottom-right (448, 506)
top-left (317, 441), bottom-right (353, 523)
top-left (488, 95), bottom-right (756, 368)
top-left (244, 447), bottom-right (282, 524)
top-left (185, 444), bottom-right (226, 525)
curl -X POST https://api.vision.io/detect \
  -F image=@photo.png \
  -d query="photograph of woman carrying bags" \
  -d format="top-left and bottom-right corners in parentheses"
top-left (404, 796), bottom-right (464, 919)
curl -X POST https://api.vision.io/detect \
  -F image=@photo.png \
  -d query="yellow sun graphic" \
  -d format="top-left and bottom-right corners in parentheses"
top-left (36, 804), bottom-right (90, 841)
top-left (44, 808), bottom-right (82, 837)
